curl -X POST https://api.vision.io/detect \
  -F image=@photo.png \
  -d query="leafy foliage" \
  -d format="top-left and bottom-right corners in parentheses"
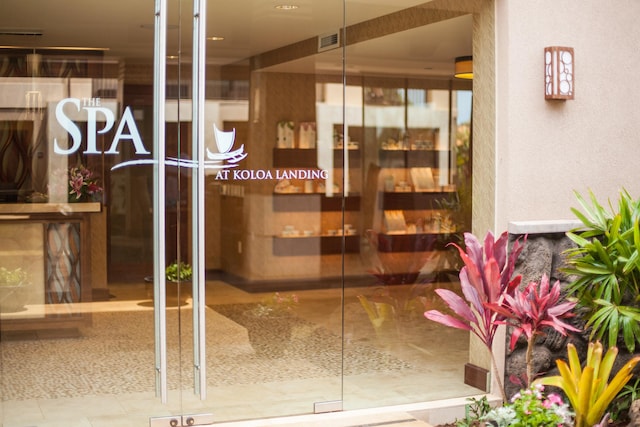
top-left (607, 376), bottom-right (640, 423)
top-left (357, 294), bottom-right (395, 335)
top-left (535, 341), bottom-right (640, 427)
top-left (0, 267), bottom-right (28, 287)
top-left (359, 230), bottom-right (436, 337)
top-left (483, 384), bottom-right (573, 427)
top-left (488, 274), bottom-right (580, 351)
top-left (165, 261), bottom-right (192, 282)
top-left (564, 189), bottom-right (640, 352)
top-left (455, 396), bottom-right (492, 427)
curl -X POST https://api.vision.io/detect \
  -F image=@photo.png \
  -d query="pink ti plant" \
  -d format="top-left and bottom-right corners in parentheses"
top-left (486, 274), bottom-right (580, 386)
top-left (424, 230), bottom-right (525, 401)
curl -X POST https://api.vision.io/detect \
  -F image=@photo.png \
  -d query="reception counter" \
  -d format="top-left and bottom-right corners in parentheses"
top-left (0, 202), bottom-right (101, 215)
top-left (0, 202), bottom-right (106, 332)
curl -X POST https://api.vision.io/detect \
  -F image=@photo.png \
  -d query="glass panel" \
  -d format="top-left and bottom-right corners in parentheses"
top-left (0, 1), bottom-right (185, 426)
top-left (198, 2), bottom-right (347, 419)
top-left (1, 1), bottom-right (480, 425)
top-left (341, 7), bottom-right (478, 410)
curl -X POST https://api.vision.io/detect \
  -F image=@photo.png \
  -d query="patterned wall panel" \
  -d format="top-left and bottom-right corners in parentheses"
top-left (0, 121), bottom-right (33, 195)
top-left (45, 222), bottom-right (82, 304)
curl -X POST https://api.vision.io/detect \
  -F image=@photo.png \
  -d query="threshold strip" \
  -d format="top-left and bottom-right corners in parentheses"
top-left (348, 418), bottom-right (420, 427)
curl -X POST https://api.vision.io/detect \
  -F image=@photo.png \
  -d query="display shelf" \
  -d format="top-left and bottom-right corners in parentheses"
top-left (272, 234), bottom-right (360, 256)
top-left (273, 193), bottom-right (361, 212)
top-left (273, 148), bottom-right (361, 168)
top-left (375, 232), bottom-right (460, 253)
top-left (378, 149), bottom-right (449, 168)
top-left (379, 190), bottom-right (456, 211)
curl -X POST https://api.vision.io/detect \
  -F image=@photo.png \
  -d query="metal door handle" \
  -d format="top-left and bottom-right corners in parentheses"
top-left (150, 413), bottom-right (214, 426)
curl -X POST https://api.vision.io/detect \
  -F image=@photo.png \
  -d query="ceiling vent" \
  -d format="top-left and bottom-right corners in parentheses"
top-left (317, 31), bottom-right (340, 53)
top-left (0, 29), bottom-right (43, 37)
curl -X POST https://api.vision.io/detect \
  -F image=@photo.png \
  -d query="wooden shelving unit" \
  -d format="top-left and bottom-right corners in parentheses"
top-left (273, 193), bottom-right (361, 212)
top-left (379, 190), bottom-right (456, 211)
top-left (273, 148), bottom-right (361, 168)
top-left (272, 235), bottom-right (360, 256)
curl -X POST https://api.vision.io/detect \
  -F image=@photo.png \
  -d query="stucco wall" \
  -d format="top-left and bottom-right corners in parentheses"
top-left (492, 0), bottom-right (640, 232)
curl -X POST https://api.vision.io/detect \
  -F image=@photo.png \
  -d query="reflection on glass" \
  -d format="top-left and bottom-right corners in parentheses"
top-left (1, 2), bottom-right (476, 425)
top-left (340, 79), bottom-right (475, 410)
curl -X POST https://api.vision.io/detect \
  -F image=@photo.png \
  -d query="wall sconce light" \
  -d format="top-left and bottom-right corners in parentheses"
top-left (454, 56), bottom-right (473, 79)
top-left (544, 46), bottom-right (574, 100)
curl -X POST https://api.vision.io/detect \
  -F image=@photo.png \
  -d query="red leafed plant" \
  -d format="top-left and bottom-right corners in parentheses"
top-left (486, 274), bottom-right (581, 386)
top-left (424, 230), bottom-right (525, 401)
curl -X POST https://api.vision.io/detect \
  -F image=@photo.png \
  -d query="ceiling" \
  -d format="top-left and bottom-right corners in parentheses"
top-left (0, 0), bottom-right (472, 79)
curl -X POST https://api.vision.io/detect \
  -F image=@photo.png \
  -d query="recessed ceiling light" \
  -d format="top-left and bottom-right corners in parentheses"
top-left (207, 36), bottom-right (225, 41)
top-left (275, 4), bottom-right (298, 10)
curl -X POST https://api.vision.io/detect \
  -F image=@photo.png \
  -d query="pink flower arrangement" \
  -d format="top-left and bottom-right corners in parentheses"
top-left (68, 164), bottom-right (103, 201)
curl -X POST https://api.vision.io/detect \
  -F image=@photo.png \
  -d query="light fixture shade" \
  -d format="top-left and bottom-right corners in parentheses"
top-left (544, 46), bottom-right (574, 100)
top-left (26, 52), bottom-right (42, 77)
top-left (454, 56), bottom-right (473, 79)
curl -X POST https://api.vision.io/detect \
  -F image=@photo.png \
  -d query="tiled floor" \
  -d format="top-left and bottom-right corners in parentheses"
top-left (0, 280), bottom-right (483, 427)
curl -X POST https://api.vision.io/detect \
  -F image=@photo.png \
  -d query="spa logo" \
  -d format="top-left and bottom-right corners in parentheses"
top-left (52, 97), bottom-right (326, 182)
top-left (54, 98), bottom-right (148, 157)
top-left (53, 97), bottom-right (246, 171)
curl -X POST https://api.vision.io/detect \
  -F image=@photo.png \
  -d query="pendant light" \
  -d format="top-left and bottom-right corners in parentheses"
top-left (454, 55), bottom-right (473, 79)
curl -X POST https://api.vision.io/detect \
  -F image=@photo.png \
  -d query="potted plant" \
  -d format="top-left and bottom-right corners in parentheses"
top-left (144, 261), bottom-right (192, 303)
top-left (165, 261), bottom-right (192, 303)
top-left (0, 267), bottom-right (29, 312)
top-left (243, 292), bottom-right (299, 357)
top-left (165, 261), bottom-right (192, 283)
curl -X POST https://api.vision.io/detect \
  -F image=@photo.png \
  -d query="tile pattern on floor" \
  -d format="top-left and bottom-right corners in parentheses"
top-left (1, 281), bottom-right (479, 427)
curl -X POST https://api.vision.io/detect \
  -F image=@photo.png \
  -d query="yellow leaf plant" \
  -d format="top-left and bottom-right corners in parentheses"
top-left (535, 341), bottom-right (640, 427)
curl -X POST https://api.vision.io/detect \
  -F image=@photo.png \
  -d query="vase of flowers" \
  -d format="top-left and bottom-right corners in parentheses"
top-left (46, 164), bottom-right (103, 203)
top-left (68, 164), bottom-right (103, 202)
top-left (243, 292), bottom-right (299, 357)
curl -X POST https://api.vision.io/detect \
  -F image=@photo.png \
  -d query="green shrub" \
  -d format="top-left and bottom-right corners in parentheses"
top-left (564, 189), bottom-right (640, 352)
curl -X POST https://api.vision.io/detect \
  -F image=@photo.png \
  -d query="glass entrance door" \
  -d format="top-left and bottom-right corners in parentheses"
top-left (1, 1), bottom-right (479, 426)
top-left (0, 0), bottom-right (348, 425)
top-left (183, 0), bottom-right (348, 420)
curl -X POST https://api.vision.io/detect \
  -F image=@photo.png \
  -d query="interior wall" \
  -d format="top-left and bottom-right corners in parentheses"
top-left (494, 0), bottom-right (640, 231)
top-left (244, 72), bottom-right (325, 281)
